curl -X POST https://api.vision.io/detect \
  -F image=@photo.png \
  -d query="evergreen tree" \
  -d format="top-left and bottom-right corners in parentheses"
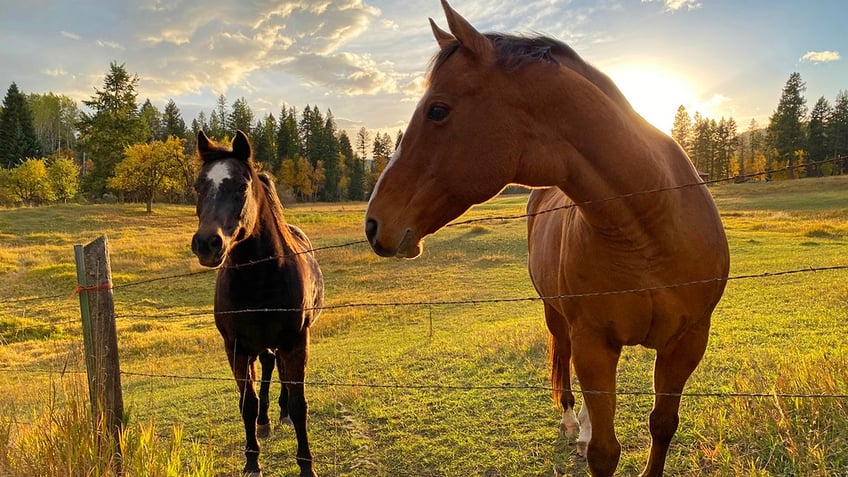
top-left (0, 82), bottom-right (40, 168)
top-left (828, 90), bottom-right (848, 173)
top-left (207, 94), bottom-right (228, 139)
top-left (276, 107), bottom-right (301, 169)
top-left (229, 97), bottom-right (254, 136)
top-left (394, 130), bottom-right (404, 150)
top-left (807, 97), bottom-right (831, 176)
top-left (340, 130), bottom-right (364, 200)
top-left (76, 62), bottom-right (145, 196)
top-left (252, 113), bottom-right (277, 171)
top-left (767, 72), bottom-right (807, 179)
top-left (318, 110), bottom-right (341, 201)
top-left (671, 105), bottom-right (693, 157)
top-left (356, 127), bottom-right (370, 160)
top-left (139, 98), bottom-right (163, 142)
top-left (162, 99), bottom-right (187, 139)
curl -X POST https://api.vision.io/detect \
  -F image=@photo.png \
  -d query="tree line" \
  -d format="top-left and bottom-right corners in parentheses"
top-left (672, 72), bottom-right (848, 181)
top-left (0, 62), bottom-right (401, 209)
top-left (1, 64), bottom-right (846, 209)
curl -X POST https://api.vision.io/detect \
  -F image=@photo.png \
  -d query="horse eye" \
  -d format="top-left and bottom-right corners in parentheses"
top-left (426, 103), bottom-right (450, 122)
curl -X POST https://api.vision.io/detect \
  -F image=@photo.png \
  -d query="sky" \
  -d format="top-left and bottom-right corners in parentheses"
top-left (0, 0), bottom-right (845, 136)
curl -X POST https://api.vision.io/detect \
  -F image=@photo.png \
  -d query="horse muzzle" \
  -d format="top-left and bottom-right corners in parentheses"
top-left (364, 218), bottom-right (422, 259)
top-left (191, 231), bottom-right (226, 267)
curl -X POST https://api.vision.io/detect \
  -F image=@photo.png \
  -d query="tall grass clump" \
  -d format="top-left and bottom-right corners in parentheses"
top-left (688, 350), bottom-right (848, 475)
top-left (0, 376), bottom-right (215, 476)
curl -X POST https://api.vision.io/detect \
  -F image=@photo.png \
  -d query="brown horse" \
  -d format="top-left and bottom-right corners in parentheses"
top-left (191, 130), bottom-right (324, 477)
top-left (364, 1), bottom-right (729, 476)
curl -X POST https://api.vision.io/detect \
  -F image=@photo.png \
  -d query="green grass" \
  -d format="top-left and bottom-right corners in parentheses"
top-left (0, 177), bottom-right (847, 476)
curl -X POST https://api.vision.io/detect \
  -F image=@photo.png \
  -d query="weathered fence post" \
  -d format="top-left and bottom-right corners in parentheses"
top-left (74, 235), bottom-right (124, 469)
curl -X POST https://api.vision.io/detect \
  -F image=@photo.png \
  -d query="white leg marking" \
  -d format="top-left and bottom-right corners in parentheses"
top-left (577, 402), bottom-right (592, 457)
top-left (560, 407), bottom-right (580, 437)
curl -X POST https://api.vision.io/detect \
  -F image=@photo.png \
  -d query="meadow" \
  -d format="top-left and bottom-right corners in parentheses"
top-left (0, 176), bottom-right (846, 476)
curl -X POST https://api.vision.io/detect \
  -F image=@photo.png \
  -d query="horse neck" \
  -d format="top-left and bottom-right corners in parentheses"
top-left (232, 182), bottom-right (296, 267)
top-left (515, 64), bottom-right (697, 229)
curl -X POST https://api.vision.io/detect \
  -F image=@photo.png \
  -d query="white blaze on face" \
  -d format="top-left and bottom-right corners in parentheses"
top-left (368, 144), bottom-right (402, 205)
top-left (206, 162), bottom-right (232, 193)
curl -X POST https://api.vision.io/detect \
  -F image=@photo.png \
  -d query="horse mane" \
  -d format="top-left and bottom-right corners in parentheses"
top-left (428, 33), bottom-right (633, 113)
top-left (257, 172), bottom-right (311, 263)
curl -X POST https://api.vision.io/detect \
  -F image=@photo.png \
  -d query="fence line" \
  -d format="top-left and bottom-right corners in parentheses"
top-left (118, 370), bottom-right (848, 400)
top-left (2, 157), bottom-right (845, 308)
top-left (118, 264), bottom-right (846, 320)
top-left (3, 262), bottom-right (848, 336)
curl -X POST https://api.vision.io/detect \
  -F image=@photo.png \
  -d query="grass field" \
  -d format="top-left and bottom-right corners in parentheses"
top-left (1, 176), bottom-right (847, 476)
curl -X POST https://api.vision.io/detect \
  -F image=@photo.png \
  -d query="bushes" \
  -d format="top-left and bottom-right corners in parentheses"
top-left (0, 154), bottom-right (80, 207)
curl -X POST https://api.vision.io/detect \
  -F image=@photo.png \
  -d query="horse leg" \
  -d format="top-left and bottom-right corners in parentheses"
top-left (571, 335), bottom-right (622, 477)
top-left (544, 303), bottom-right (578, 437)
top-left (641, 322), bottom-right (710, 477)
top-left (257, 350), bottom-right (275, 438)
top-left (228, 350), bottom-right (263, 476)
top-left (279, 331), bottom-right (316, 477)
top-left (276, 352), bottom-right (293, 427)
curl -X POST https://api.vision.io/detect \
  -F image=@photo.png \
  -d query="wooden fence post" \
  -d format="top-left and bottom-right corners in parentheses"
top-left (74, 235), bottom-right (124, 467)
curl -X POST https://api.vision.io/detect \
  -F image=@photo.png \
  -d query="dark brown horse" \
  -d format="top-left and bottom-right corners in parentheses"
top-left (191, 130), bottom-right (324, 477)
top-left (364, 1), bottom-right (729, 476)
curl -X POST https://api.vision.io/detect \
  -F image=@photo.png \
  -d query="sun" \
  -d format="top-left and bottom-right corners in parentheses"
top-left (605, 64), bottom-right (702, 134)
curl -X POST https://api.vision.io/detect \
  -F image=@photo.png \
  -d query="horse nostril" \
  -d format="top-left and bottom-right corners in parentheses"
top-left (365, 218), bottom-right (378, 243)
top-left (209, 234), bottom-right (223, 251)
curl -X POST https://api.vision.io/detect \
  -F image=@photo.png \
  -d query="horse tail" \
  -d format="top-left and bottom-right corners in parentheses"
top-left (549, 332), bottom-right (565, 410)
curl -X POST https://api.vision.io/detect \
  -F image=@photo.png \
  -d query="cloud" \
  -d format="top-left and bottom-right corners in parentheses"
top-left (60, 31), bottom-right (81, 41)
top-left (125, 0), bottom-right (392, 100)
top-left (801, 50), bottom-right (841, 63)
top-left (283, 52), bottom-right (399, 96)
top-left (96, 40), bottom-right (125, 50)
top-left (642, 0), bottom-right (702, 12)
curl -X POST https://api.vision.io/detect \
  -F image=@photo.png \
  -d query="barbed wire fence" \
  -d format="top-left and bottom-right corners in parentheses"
top-left (1, 157), bottom-right (847, 475)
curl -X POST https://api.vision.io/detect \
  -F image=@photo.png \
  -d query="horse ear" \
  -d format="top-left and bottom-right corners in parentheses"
top-left (232, 130), bottom-right (252, 162)
top-left (429, 18), bottom-right (455, 49)
top-left (197, 131), bottom-right (211, 156)
top-left (440, 0), bottom-right (492, 58)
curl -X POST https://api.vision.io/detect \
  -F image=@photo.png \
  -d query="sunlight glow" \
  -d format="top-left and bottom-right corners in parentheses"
top-left (606, 65), bottom-right (717, 134)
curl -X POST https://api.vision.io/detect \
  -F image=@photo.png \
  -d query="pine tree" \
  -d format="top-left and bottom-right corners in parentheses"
top-left (228, 97), bottom-right (254, 136)
top-left (767, 72), bottom-right (807, 179)
top-left (139, 98), bottom-right (162, 142)
top-left (0, 82), bottom-right (40, 168)
top-left (671, 105), bottom-right (693, 157)
top-left (252, 113), bottom-right (277, 171)
top-left (828, 90), bottom-right (848, 174)
top-left (162, 99), bottom-right (187, 139)
top-left (276, 107), bottom-right (301, 169)
top-left (76, 62), bottom-right (145, 196)
top-left (807, 97), bottom-right (831, 176)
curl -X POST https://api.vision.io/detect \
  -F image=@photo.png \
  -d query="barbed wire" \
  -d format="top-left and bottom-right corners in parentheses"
top-left (115, 264), bottom-right (845, 320)
top-left (118, 370), bottom-right (848, 400)
top-left (2, 157), bottom-right (845, 309)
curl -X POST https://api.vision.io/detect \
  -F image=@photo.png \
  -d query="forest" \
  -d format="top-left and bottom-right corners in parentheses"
top-left (0, 62), bottom-right (845, 209)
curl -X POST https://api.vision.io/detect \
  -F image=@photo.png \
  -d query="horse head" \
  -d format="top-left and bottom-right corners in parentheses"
top-left (191, 130), bottom-right (260, 267)
top-left (364, 0), bottom-right (558, 258)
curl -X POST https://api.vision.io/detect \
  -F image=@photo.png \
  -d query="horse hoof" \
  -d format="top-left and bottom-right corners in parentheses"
top-left (576, 440), bottom-right (588, 458)
top-left (244, 471), bottom-right (263, 477)
top-left (256, 423), bottom-right (271, 438)
top-left (278, 416), bottom-right (294, 429)
top-left (559, 416), bottom-right (579, 438)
